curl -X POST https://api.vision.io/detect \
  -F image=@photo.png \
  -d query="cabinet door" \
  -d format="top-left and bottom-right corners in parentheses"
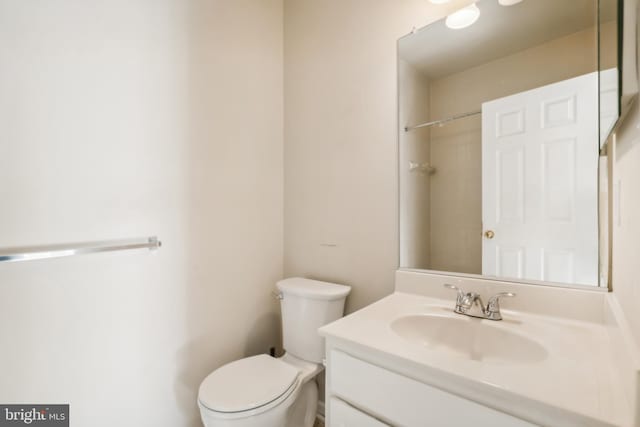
top-left (329, 350), bottom-right (536, 427)
top-left (330, 397), bottom-right (389, 427)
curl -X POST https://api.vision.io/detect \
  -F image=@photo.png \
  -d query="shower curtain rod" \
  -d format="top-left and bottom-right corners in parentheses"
top-left (404, 110), bottom-right (481, 132)
top-left (0, 236), bottom-right (161, 263)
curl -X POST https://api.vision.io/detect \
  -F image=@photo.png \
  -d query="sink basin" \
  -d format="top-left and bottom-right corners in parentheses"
top-left (390, 314), bottom-right (547, 364)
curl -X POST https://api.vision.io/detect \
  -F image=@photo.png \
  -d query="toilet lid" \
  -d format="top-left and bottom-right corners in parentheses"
top-left (198, 354), bottom-right (300, 413)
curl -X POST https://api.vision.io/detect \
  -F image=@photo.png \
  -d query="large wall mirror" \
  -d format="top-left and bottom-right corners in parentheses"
top-left (398, 0), bottom-right (627, 288)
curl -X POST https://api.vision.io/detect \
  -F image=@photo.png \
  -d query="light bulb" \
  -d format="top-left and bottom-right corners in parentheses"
top-left (429, 0), bottom-right (451, 3)
top-left (445, 4), bottom-right (480, 29)
top-left (498, 0), bottom-right (523, 5)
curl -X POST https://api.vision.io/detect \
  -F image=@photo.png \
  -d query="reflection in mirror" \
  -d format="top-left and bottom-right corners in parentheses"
top-left (399, 0), bottom-right (616, 288)
top-left (599, 0), bottom-right (620, 145)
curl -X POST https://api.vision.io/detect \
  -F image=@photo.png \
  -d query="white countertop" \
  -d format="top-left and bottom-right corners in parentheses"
top-left (320, 291), bottom-right (633, 427)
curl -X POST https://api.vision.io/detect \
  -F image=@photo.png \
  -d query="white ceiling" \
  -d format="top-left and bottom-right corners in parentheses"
top-left (399, 0), bottom-right (607, 79)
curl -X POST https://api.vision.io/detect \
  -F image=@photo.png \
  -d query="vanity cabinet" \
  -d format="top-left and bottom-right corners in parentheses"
top-left (325, 349), bottom-right (536, 427)
top-left (329, 398), bottom-right (389, 427)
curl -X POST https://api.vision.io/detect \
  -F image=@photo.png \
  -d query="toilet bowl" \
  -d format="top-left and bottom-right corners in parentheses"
top-left (198, 278), bottom-right (351, 427)
top-left (198, 353), bottom-right (321, 427)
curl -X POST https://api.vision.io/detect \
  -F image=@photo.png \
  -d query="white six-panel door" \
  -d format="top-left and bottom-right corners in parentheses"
top-left (481, 72), bottom-right (599, 286)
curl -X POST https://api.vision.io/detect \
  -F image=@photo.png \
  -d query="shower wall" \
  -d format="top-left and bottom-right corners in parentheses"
top-left (399, 59), bottom-right (432, 269)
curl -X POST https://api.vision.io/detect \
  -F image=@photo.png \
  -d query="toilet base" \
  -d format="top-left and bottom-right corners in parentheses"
top-left (286, 380), bottom-right (318, 427)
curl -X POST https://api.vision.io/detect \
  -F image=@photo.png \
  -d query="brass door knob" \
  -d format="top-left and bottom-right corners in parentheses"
top-left (484, 230), bottom-right (495, 239)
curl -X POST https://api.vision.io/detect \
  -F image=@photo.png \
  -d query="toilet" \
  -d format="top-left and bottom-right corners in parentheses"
top-left (198, 277), bottom-right (351, 427)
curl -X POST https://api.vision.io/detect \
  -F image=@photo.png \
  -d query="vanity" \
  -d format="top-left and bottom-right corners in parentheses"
top-left (320, 270), bottom-right (639, 426)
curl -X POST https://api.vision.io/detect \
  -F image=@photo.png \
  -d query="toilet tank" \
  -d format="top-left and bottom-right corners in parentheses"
top-left (277, 277), bottom-right (351, 363)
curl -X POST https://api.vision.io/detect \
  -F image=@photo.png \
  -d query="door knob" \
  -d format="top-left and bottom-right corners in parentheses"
top-left (484, 230), bottom-right (495, 239)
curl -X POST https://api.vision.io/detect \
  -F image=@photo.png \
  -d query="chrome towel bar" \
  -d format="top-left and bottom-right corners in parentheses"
top-left (0, 236), bottom-right (161, 263)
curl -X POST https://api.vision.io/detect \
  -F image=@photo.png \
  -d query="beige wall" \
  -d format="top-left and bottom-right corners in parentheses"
top-left (612, 103), bottom-right (640, 346)
top-left (283, 0), bottom-right (470, 313)
top-left (0, 1), bottom-right (283, 426)
top-left (611, 0), bottom-right (640, 346)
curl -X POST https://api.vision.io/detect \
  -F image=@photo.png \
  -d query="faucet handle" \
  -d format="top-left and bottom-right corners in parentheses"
top-left (486, 292), bottom-right (516, 320)
top-left (443, 283), bottom-right (465, 301)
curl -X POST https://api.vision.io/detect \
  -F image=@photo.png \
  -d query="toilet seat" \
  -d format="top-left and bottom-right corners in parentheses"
top-left (198, 355), bottom-right (301, 418)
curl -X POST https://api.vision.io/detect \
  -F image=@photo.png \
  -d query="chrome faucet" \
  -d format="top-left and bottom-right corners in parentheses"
top-left (444, 284), bottom-right (515, 321)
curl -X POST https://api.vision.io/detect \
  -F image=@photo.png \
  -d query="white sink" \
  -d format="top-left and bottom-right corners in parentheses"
top-left (320, 289), bottom-right (633, 426)
top-left (390, 313), bottom-right (548, 364)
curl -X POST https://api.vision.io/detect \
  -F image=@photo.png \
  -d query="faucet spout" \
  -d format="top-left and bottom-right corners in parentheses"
top-left (459, 292), bottom-right (486, 319)
top-left (443, 285), bottom-right (516, 321)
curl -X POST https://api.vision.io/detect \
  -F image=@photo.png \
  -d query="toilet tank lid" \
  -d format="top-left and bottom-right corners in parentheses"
top-left (276, 277), bottom-right (351, 301)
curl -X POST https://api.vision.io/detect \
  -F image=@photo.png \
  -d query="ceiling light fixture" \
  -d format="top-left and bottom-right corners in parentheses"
top-left (498, 0), bottom-right (524, 5)
top-left (445, 4), bottom-right (480, 30)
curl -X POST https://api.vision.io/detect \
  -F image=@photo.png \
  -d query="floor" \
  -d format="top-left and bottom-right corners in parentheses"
top-left (313, 417), bottom-right (325, 427)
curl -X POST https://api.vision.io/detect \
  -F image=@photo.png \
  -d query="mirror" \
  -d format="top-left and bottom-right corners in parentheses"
top-left (398, 0), bottom-right (620, 288)
top-left (599, 0), bottom-right (621, 146)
